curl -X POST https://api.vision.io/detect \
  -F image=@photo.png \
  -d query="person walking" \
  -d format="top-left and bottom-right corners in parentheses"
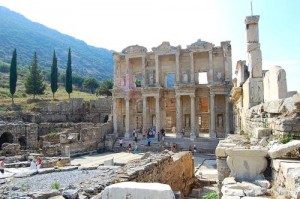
top-left (157, 131), bottom-right (160, 142)
top-left (147, 137), bottom-right (151, 146)
top-left (37, 156), bottom-right (43, 171)
top-left (119, 138), bottom-right (123, 147)
top-left (0, 159), bottom-right (5, 175)
top-left (133, 144), bottom-right (139, 154)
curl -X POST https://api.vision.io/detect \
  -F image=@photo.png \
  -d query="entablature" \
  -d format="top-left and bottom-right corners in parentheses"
top-left (152, 42), bottom-right (181, 55)
top-left (187, 39), bottom-right (214, 52)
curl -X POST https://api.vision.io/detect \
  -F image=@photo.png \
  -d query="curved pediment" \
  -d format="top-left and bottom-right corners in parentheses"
top-left (122, 45), bottom-right (148, 55)
top-left (187, 39), bottom-right (214, 52)
top-left (152, 42), bottom-right (181, 54)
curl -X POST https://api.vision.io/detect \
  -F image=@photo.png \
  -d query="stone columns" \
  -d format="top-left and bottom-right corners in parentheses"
top-left (190, 52), bottom-right (194, 84)
top-left (113, 98), bottom-right (118, 134)
top-left (155, 96), bottom-right (160, 133)
top-left (208, 50), bottom-right (213, 83)
top-left (225, 94), bottom-right (230, 136)
top-left (125, 57), bottom-right (130, 88)
top-left (143, 96), bottom-right (147, 128)
top-left (175, 53), bottom-right (180, 85)
top-left (125, 97), bottom-right (130, 138)
top-left (210, 93), bottom-right (216, 138)
top-left (176, 95), bottom-right (182, 138)
top-left (190, 94), bottom-right (196, 140)
top-left (155, 55), bottom-right (160, 86)
top-left (142, 56), bottom-right (146, 87)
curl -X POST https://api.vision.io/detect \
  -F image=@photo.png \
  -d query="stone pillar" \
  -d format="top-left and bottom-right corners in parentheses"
top-left (142, 56), bottom-right (146, 87)
top-left (190, 94), bottom-right (196, 140)
top-left (143, 96), bottom-right (147, 128)
top-left (208, 50), bottom-right (213, 83)
top-left (225, 94), bottom-right (230, 136)
top-left (210, 93), bottom-right (216, 138)
top-left (113, 98), bottom-right (118, 134)
top-left (176, 95), bottom-right (182, 138)
top-left (155, 95), bottom-right (160, 133)
top-left (125, 97), bottom-right (130, 138)
top-left (155, 55), bottom-right (160, 86)
top-left (175, 53), bottom-right (180, 85)
top-left (190, 52), bottom-right (194, 84)
top-left (125, 57), bottom-right (130, 88)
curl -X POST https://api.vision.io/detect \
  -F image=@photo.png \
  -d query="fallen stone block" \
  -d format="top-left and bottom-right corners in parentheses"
top-left (253, 128), bottom-right (271, 139)
top-left (62, 189), bottom-right (79, 199)
top-left (268, 140), bottom-right (300, 159)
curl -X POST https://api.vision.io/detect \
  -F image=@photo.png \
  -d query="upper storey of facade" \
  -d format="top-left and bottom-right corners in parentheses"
top-left (113, 39), bottom-right (232, 90)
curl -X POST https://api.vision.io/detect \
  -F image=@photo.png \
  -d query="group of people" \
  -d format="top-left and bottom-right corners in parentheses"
top-left (29, 156), bottom-right (43, 171)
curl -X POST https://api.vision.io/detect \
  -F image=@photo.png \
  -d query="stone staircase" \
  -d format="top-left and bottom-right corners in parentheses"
top-left (111, 134), bottom-right (221, 154)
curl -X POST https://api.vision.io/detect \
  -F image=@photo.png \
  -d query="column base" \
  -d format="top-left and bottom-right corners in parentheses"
top-left (176, 133), bottom-right (183, 138)
top-left (190, 133), bottom-right (196, 141)
top-left (125, 132), bottom-right (130, 138)
top-left (210, 131), bottom-right (217, 139)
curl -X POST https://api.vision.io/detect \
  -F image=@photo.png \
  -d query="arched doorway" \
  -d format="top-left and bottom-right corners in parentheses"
top-left (0, 132), bottom-right (14, 149)
top-left (18, 136), bottom-right (27, 150)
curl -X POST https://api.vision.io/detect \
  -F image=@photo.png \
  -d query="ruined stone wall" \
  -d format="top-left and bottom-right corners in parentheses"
top-left (243, 94), bottom-right (300, 137)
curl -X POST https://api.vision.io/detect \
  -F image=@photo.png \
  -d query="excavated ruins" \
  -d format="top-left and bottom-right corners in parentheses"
top-left (0, 13), bottom-right (299, 199)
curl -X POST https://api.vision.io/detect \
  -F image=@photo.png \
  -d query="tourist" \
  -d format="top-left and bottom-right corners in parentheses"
top-left (37, 156), bottom-right (43, 170)
top-left (134, 133), bottom-right (138, 142)
top-left (29, 159), bottom-right (37, 170)
top-left (132, 128), bottom-right (136, 138)
top-left (119, 138), bottom-right (123, 147)
top-left (181, 128), bottom-right (185, 137)
top-left (0, 158), bottom-right (5, 174)
top-left (147, 137), bottom-right (151, 146)
top-left (193, 145), bottom-right (197, 154)
top-left (162, 133), bottom-right (165, 142)
top-left (161, 127), bottom-right (165, 137)
top-left (133, 144), bottom-right (138, 154)
top-left (128, 143), bottom-right (132, 153)
top-left (172, 145), bottom-right (177, 152)
top-left (157, 131), bottom-right (160, 142)
top-left (143, 127), bottom-right (146, 139)
top-left (56, 158), bottom-right (63, 168)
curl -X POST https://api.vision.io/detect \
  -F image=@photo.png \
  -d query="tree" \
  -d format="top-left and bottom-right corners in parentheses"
top-left (83, 77), bottom-right (100, 94)
top-left (25, 52), bottom-right (46, 99)
top-left (9, 49), bottom-right (17, 104)
top-left (96, 79), bottom-right (113, 96)
top-left (51, 50), bottom-right (58, 99)
top-left (65, 48), bottom-right (72, 98)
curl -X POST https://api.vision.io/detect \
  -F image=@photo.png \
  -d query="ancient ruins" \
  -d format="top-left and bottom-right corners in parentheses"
top-left (0, 13), bottom-right (299, 199)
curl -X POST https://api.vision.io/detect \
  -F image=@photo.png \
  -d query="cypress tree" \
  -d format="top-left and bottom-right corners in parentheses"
top-left (51, 50), bottom-right (58, 99)
top-left (9, 49), bottom-right (17, 104)
top-left (65, 48), bottom-right (72, 99)
top-left (25, 52), bottom-right (46, 99)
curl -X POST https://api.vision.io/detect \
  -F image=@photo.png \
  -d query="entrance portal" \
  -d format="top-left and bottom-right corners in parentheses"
top-left (0, 132), bottom-right (14, 149)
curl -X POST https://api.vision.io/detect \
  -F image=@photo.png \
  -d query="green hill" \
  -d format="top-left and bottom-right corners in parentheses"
top-left (0, 6), bottom-right (114, 80)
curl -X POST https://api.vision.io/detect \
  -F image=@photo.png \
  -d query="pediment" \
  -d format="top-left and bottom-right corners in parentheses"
top-left (187, 39), bottom-right (214, 52)
top-left (122, 45), bottom-right (147, 55)
top-left (152, 42), bottom-right (180, 54)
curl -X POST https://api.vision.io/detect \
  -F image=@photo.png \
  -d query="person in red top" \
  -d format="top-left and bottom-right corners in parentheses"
top-left (37, 156), bottom-right (42, 170)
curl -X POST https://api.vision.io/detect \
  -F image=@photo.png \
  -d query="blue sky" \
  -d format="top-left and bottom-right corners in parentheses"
top-left (1, 0), bottom-right (299, 92)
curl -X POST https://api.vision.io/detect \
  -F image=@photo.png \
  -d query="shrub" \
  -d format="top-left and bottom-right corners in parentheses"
top-left (51, 180), bottom-right (61, 190)
top-left (202, 191), bottom-right (217, 199)
top-left (279, 134), bottom-right (294, 144)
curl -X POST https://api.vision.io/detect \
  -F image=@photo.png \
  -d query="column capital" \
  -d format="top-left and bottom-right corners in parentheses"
top-left (154, 95), bottom-right (160, 100)
top-left (190, 94), bottom-right (195, 98)
top-left (125, 96), bottom-right (130, 101)
top-left (210, 92), bottom-right (215, 97)
top-left (175, 95), bottom-right (181, 100)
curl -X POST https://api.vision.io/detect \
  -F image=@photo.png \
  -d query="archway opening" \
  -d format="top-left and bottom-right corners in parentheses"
top-left (0, 132), bottom-right (14, 149)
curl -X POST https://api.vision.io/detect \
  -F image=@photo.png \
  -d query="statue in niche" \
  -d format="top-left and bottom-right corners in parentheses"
top-left (185, 115), bottom-right (190, 127)
top-left (149, 72), bottom-right (154, 85)
top-left (217, 72), bottom-right (222, 80)
top-left (182, 73), bottom-right (188, 83)
top-left (121, 76), bottom-right (126, 87)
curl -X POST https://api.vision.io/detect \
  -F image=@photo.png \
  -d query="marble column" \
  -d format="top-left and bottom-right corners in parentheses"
top-left (175, 53), bottom-right (180, 85)
top-left (155, 55), bottom-right (160, 86)
top-left (113, 98), bottom-right (118, 134)
top-left (190, 94), bottom-right (196, 140)
top-left (143, 96), bottom-right (147, 128)
top-left (210, 93), bottom-right (216, 138)
top-left (142, 56), bottom-right (146, 87)
top-left (125, 97), bottom-right (130, 138)
top-left (190, 52), bottom-right (194, 84)
top-left (125, 57), bottom-right (130, 88)
top-left (208, 50), bottom-right (213, 83)
top-left (225, 94), bottom-right (230, 136)
top-left (176, 95), bottom-right (182, 138)
top-left (155, 95), bottom-right (160, 134)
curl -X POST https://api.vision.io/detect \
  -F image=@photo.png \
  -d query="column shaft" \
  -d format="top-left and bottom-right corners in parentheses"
top-left (225, 94), bottom-right (230, 136)
top-left (208, 51), bottom-right (213, 83)
top-left (176, 95), bottom-right (182, 137)
top-left (155, 96), bottom-right (160, 133)
top-left (142, 56), bottom-right (146, 87)
top-left (155, 55), bottom-right (159, 86)
top-left (175, 53), bottom-right (180, 84)
top-left (190, 95), bottom-right (196, 140)
top-left (125, 57), bottom-right (130, 88)
top-left (125, 98), bottom-right (130, 138)
top-left (190, 52), bottom-right (194, 83)
top-left (143, 96), bottom-right (147, 128)
top-left (210, 93), bottom-right (216, 138)
top-left (113, 98), bottom-right (118, 134)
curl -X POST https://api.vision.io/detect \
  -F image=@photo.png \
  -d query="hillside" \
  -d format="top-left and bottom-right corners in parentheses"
top-left (0, 6), bottom-right (114, 80)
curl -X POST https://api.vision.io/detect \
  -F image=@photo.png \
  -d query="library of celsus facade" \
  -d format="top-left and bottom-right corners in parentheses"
top-left (112, 40), bottom-right (232, 139)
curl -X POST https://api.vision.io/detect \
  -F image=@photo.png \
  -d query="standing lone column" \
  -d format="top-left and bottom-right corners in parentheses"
top-left (155, 96), bottom-right (160, 134)
top-left (225, 94), bottom-right (230, 136)
top-left (125, 97), bottom-right (130, 138)
top-left (113, 98), bottom-right (118, 134)
top-left (176, 95), bottom-right (182, 138)
top-left (143, 96), bottom-right (147, 129)
top-left (190, 94), bottom-right (196, 140)
top-left (210, 93), bottom-right (216, 138)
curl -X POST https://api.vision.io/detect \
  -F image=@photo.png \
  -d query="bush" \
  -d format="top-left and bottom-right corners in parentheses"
top-left (202, 191), bottom-right (217, 199)
top-left (279, 134), bottom-right (294, 144)
top-left (51, 180), bottom-right (61, 190)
